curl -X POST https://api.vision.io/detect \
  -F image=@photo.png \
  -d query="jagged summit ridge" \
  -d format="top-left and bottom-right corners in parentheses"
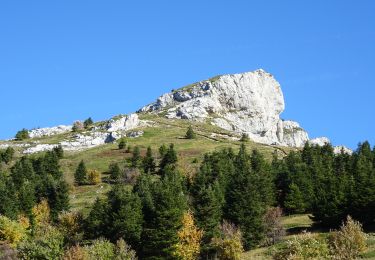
top-left (140, 69), bottom-right (312, 147)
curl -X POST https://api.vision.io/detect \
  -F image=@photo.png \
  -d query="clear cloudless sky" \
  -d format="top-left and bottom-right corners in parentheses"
top-left (0, 0), bottom-right (374, 149)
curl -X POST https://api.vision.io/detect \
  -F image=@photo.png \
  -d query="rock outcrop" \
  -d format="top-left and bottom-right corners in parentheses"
top-left (29, 125), bottom-right (72, 138)
top-left (18, 113), bottom-right (142, 154)
top-left (140, 69), bottom-right (319, 147)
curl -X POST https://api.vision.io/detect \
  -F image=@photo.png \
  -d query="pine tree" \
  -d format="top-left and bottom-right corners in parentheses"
top-left (185, 126), bottom-right (196, 139)
top-left (74, 160), bottom-right (87, 186)
top-left (85, 198), bottom-right (111, 239)
top-left (108, 185), bottom-right (144, 249)
top-left (134, 173), bottom-right (155, 223)
top-left (240, 133), bottom-right (249, 142)
top-left (11, 157), bottom-right (35, 190)
top-left (1, 147), bottom-right (15, 164)
top-left (118, 138), bottom-right (127, 150)
top-left (0, 171), bottom-right (19, 219)
top-left (224, 144), bottom-right (268, 250)
top-left (83, 117), bottom-right (94, 129)
top-left (15, 128), bottom-right (29, 140)
top-left (142, 147), bottom-right (156, 174)
top-left (159, 144), bottom-right (178, 175)
top-left (141, 169), bottom-right (187, 259)
top-left (284, 183), bottom-right (306, 214)
top-left (131, 146), bottom-right (141, 168)
top-left (52, 145), bottom-right (64, 159)
top-left (109, 163), bottom-right (121, 182)
top-left (159, 144), bottom-right (167, 158)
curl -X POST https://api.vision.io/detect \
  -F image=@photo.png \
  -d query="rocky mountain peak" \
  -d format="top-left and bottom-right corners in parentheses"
top-left (140, 69), bottom-right (314, 147)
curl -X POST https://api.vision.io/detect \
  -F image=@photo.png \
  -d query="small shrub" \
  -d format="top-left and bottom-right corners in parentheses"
top-left (211, 221), bottom-right (244, 260)
top-left (63, 244), bottom-right (89, 260)
top-left (18, 224), bottom-right (65, 259)
top-left (240, 133), bottom-right (249, 142)
top-left (85, 239), bottom-right (114, 260)
top-left (115, 238), bottom-right (137, 260)
top-left (263, 207), bottom-right (286, 246)
top-left (273, 232), bottom-right (330, 260)
top-left (0, 243), bottom-right (18, 259)
top-left (32, 199), bottom-right (51, 227)
top-left (1, 147), bottom-right (15, 164)
top-left (58, 211), bottom-right (84, 245)
top-left (328, 216), bottom-right (367, 260)
top-left (0, 215), bottom-right (28, 247)
top-left (87, 170), bottom-right (101, 185)
top-left (15, 128), bottom-right (29, 140)
top-left (118, 138), bottom-right (127, 150)
top-left (72, 121), bottom-right (84, 132)
top-left (53, 145), bottom-right (64, 159)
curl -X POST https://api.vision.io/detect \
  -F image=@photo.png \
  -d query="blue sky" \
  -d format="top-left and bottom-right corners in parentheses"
top-left (0, 1), bottom-right (374, 149)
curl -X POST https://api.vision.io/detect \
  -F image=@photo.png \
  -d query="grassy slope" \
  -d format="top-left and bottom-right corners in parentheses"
top-left (56, 114), bottom-right (294, 213)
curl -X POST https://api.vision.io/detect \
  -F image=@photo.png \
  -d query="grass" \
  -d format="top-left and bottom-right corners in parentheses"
top-left (55, 115), bottom-right (293, 213)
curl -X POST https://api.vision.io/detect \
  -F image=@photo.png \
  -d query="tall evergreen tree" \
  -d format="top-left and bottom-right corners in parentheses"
top-left (224, 144), bottom-right (270, 249)
top-left (141, 168), bottom-right (187, 259)
top-left (108, 185), bottom-right (143, 248)
top-left (109, 163), bottom-right (121, 182)
top-left (74, 160), bottom-right (87, 185)
top-left (142, 147), bottom-right (156, 174)
top-left (159, 144), bottom-right (178, 176)
top-left (131, 146), bottom-right (141, 168)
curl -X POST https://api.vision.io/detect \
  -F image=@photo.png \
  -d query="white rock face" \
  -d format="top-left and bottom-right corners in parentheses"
top-left (334, 146), bottom-right (353, 155)
top-left (106, 114), bottom-right (140, 132)
top-left (309, 137), bottom-right (331, 146)
top-left (29, 125), bottom-right (72, 138)
top-left (24, 144), bottom-right (58, 154)
top-left (141, 69), bottom-right (315, 147)
top-left (60, 132), bottom-right (114, 151)
top-left (281, 121), bottom-right (309, 147)
top-left (17, 113), bottom-right (143, 154)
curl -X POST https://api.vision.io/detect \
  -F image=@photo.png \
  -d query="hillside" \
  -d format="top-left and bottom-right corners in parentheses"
top-left (1, 70), bottom-right (371, 260)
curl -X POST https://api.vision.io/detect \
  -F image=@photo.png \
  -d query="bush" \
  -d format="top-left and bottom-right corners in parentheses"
top-left (328, 216), bottom-right (367, 259)
top-left (273, 232), bottom-right (330, 260)
top-left (115, 238), bottom-right (137, 260)
top-left (0, 215), bottom-right (28, 247)
top-left (58, 211), bottom-right (84, 245)
top-left (87, 170), bottom-right (101, 185)
top-left (72, 121), bottom-right (84, 132)
top-left (32, 199), bottom-right (51, 227)
top-left (118, 138), bottom-right (127, 150)
top-left (0, 243), bottom-right (18, 259)
top-left (85, 239), bottom-right (114, 260)
top-left (0, 147), bottom-right (15, 164)
top-left (18, 224), bottom-right (65, 259)
top-left (240, 133), bottom-right (249, 142)
top-left (63, 244), bottom-right (89, 260)
top-left (15, 128), bottom-right (29, 140)
top-left (211, 221), bottom-right (244, 260)
top-left (263, 207), bottom-right (286, 246)
top-left (185, 126), bottom-right (196, 139)
top-left (83, 117), bottom-right (94, 129)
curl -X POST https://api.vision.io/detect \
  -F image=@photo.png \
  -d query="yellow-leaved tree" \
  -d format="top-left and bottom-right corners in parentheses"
top-left (32, 199), bottom-right (51, 227)
top-left (174, 211), bottom-right (203, 260)
top-left (87, 169), bottom-right (101, 185)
